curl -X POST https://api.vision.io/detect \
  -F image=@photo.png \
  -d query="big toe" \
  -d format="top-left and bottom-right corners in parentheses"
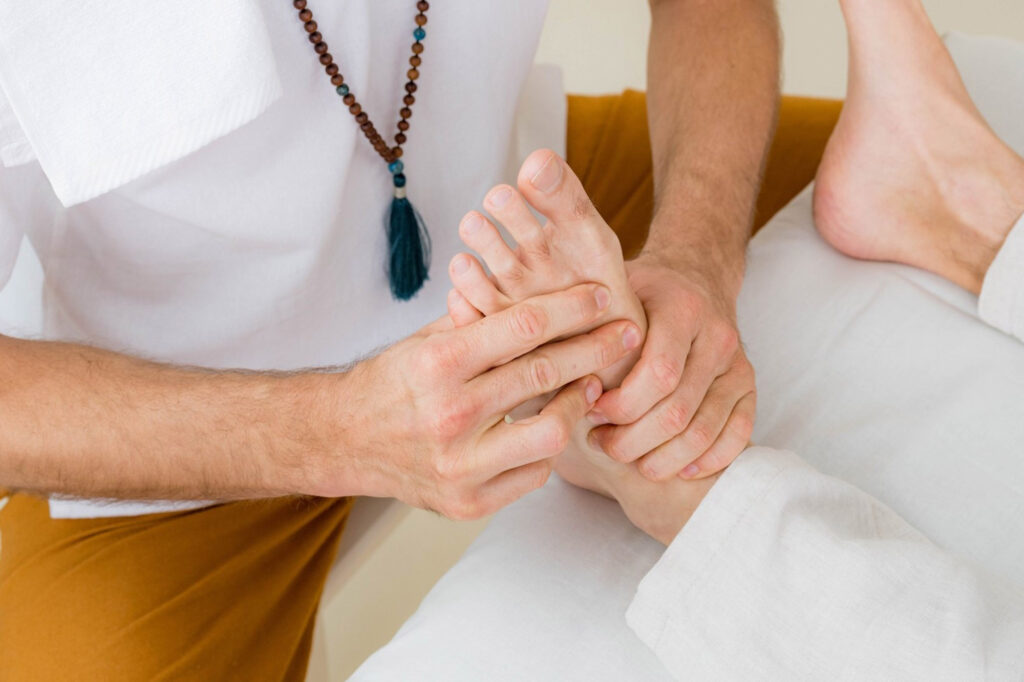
top-left (517, 149), bottom-right (601, 230)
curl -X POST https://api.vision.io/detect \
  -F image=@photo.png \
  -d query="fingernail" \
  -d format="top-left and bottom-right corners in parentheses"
top-left (461, 213), bottom-right (483, 234)
top-left (594, 286), bottom-right (611, 311)
top-left (451, 255), bottom-right (470, 275)
top-left (585, 379), bottom-right (602, 404)
top-left (488, 187), bottom-right (513, 208)
top-left (622, 325), bottom-right (641, 350)
top-left (586, 410), bottom-right (610, 426)
top-left (529, 154), bottom-right (563, 193)
top-left (681, 464), bottom-right (700, 479)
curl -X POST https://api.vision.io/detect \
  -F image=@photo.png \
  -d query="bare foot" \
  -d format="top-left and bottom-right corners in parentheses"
top-left (555, 436), bottom-right (719, 546)
top-left (814, 0), bottom-right (1024, 294)
top-left (447, 149), bottom-right (647, 388)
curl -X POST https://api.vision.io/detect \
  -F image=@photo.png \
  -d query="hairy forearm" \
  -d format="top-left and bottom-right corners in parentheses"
top-left (0, 335), bottom-right (336, 500)
top-left (644, 0), bottom-right (780, 298)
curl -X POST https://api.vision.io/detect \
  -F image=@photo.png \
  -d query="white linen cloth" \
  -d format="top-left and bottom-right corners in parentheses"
top-left (355, 32), bottom-right (1024, 681)
top-left (980, 212), bottom-right (1024, 341)
top-left (0, 1), bottom-right (561, 517)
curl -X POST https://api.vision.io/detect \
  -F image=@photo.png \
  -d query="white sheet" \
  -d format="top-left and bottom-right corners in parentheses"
top-left (353, 32), bottom-right (1024, 680)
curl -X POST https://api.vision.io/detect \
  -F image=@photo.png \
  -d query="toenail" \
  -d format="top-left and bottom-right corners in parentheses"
top-left (587, 410), bottom-right (610, 426)
top-left (529, 154), bottom-right (563, 194)
top-left (451, 255), bottom-right (470, 275)
top-left (622, 325), bottom-right (641, 350)
top-left (681, 464), bottom-right (700, 479)
top-left (488, 187), bottom-right (514, 208)
top-left (594, 286), bottom-right (611, 311)
top-left (585, 378), bottom-right (602, 404)
top-left (461, 213), bottom-right (483, 234)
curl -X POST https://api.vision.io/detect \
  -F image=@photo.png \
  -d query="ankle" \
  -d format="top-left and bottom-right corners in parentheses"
top-left (937, 150), bottom-right (1024, 293)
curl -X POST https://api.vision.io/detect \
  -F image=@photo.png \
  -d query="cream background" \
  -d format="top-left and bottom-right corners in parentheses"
top-left (536, 0), bottom-right (1024, 97)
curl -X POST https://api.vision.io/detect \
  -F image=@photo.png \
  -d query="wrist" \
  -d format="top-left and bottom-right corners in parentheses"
top-left (261, 370), bottom-right (366, 498)
top-left (636, 216), bottom-right (748, 305)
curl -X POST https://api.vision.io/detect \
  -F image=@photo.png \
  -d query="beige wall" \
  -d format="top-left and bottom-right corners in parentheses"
top-left (536, 0), bottom-right (1024, 98)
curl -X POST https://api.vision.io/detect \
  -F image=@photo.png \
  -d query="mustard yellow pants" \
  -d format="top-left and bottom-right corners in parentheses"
top-left (0, 93), bottom-right (841, 682)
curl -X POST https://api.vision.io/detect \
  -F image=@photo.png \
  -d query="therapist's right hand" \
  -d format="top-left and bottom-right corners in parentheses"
top-left (299, 283), bottom-right (640, 520)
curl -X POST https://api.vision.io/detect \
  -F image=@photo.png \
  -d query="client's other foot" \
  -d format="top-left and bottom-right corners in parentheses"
top-left (448, 149), bottom-right (647, 387)
top-left (555, 434), bottom-right (719, 546)
top-left (814, 0), bottom-right (1024, 294)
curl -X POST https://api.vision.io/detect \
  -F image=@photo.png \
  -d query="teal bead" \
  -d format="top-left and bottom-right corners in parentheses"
top-left (335, 84), bottom-right (349, 96)
top-left (388, 160), bottom-right (404, 175)
top-left (413, 27), bottom-right (426, 41)
top-left (393, 173), bottom-right (407, 188)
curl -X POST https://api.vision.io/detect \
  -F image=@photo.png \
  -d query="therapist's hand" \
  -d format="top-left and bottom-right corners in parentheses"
top-left (302, 283), bottom-right (641, 520)
top-left (587, 256), bottom-right (756, 482)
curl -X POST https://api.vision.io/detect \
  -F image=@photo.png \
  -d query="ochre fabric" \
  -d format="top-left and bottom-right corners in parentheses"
top-left (567, 91), bottom-right (843, 256)
top-left (0, 92), bottom-right (841, 682)
top-left (0, 493), bottom-right (353, 681)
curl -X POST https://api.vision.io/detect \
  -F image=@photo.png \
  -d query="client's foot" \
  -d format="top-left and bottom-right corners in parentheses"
top-left (448, 149), bottom-right (647, 387)
top-left (555, 435), bottom-right (719, 546)
top-left (814, 0), bottom-right (1024, 294)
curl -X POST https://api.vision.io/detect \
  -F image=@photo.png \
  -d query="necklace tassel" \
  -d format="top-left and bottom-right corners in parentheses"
top-left (387, 171), bottom-right (430, 300)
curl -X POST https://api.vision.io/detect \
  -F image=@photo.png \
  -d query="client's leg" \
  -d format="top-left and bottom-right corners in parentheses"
top-left (814, 0), bottom-right (1024, 295)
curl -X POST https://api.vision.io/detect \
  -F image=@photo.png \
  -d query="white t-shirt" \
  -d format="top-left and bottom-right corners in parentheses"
top-left (0, 0), bottom-right (563, 517)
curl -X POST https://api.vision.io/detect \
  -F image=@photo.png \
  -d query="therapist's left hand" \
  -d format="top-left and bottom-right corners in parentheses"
top-left (586, 253), bottom-right (756, 481)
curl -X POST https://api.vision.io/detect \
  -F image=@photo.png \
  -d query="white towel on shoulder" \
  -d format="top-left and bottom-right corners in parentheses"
top-left (0, 1), bottom-right (282, 206)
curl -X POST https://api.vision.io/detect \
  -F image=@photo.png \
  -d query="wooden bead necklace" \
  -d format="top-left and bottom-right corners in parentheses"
top-left (293, 0), bottom-right (432, 300)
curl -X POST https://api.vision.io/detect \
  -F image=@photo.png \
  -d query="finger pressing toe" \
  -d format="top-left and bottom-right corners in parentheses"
top-left (447, 288), bottom-right (484, 328)
top-left (635, 375), bottom-right (735, 481)
top-left (679, 391), bottom-right (756, 480)
top-left (449, 252), bottom-right (510, 316)
top-left (484, 184), bottom-right (549, 261)
top-left (459, 211), bottom-right (524, 287)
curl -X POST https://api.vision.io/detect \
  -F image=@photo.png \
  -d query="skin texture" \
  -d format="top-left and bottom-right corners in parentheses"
top-left (0, 287), bottom-right (640, 520)
top-left (583, 0), bottom-right (780, 481)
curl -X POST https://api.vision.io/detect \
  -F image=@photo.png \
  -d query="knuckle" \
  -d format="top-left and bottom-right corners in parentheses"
top-left (716, 326), bottom-right (740, 356)
top-left (418, 339), bottom-right (459, 376)
top-left (651, 354), bottom-right (684, 394)
top-left (497, 261), bottom-right (527, 284)
top-left (729, 412), bottom-right (755, 440)
top-left (601, 434), bottom-right (631, 463)
top-left (430, 399), bottom-right (475, 442)
top-left (637, 457), bottom-right (665, 482)
top-left (659, 402), bottom-right (692, 436)
top-left (509, 304), bottom-right (547, 342)
top-left (538, 417), bottom-right (571, 454)
top-left (594, 334), bottom-right (621, 369)
top-left (528, 355), bottom-right (560, 394)
top-left (686, 422), bottom-right (716, 453)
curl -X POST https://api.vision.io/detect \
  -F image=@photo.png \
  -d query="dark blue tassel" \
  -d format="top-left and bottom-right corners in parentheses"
top-left (387, 172), bottom-right (430, 300)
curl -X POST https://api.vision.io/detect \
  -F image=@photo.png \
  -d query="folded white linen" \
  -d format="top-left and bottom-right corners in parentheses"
top-left (0, 1), bottom-right (282, 206)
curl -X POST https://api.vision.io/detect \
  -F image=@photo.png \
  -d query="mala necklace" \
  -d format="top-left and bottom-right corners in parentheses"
top-left (293, 0), bottom-right (432, 301)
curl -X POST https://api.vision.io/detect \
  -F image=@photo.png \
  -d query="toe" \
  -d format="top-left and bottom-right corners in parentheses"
top-left (459, 211), bottom-right (527, 288)
top-left (484, 185), bottom-right (549, 262)
top-left (516, 149), bottom-right (600, 229)
top-left (448, 252), bottom-right (510, 315)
